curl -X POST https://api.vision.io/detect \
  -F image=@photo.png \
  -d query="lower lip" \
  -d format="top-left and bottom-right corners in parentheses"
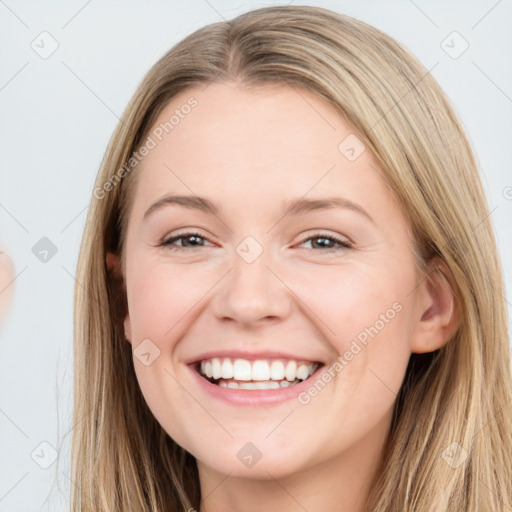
top-left (188, 363), bottom-right (324, 406)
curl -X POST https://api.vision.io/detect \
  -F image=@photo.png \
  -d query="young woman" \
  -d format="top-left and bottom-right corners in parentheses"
top-left (72, 5), bottom-right (512, 511)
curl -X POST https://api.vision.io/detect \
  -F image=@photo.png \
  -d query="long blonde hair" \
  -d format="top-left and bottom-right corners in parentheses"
top-left (72, 5), bottom-right (512, 511)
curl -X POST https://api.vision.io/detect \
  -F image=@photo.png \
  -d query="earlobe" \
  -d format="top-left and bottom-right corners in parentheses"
top-left (124, 315), bottom-right (132, 344)
top-left (106, 251), bottom-right (132, 344)
top-left (106, 251), bottom-right (121, 276)
top-left (410, 257), bottom-right (460, 354)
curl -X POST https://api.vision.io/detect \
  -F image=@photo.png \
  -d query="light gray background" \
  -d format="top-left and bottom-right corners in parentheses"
top-left (0, 1), bottom-right (511, 510)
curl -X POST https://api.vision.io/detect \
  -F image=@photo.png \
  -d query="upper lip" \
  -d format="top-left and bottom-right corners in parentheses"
top-left (185, 350), bottom-right (325, 365)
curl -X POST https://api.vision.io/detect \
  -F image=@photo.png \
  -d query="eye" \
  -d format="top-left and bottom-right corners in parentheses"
top-left (160, 231), bottom-right (213, 250)
top-left (159, 231), bottom-right (352, 253)
top-left (296, 232), bottom-right (352, 252)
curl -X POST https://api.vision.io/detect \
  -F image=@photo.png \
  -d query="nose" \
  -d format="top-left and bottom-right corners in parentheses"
top-left (211, 245), bottom-right (293, 328)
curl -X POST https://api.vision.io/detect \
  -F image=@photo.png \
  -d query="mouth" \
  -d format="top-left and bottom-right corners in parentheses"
top-left (195, 357), bottom-right (322, 390)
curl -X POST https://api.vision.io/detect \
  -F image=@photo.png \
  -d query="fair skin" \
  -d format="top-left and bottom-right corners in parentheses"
top-left (112, 81), bottom-right (459, 512)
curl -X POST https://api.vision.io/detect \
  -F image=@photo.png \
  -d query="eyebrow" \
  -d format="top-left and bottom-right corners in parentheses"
top-left (143, 194), bottom-right (375, 224)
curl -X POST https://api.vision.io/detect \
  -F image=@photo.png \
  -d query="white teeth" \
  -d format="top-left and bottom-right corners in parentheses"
top-left (211, 358), bottom-right (222, 379)
top-left (198, 357), bottom-right (319, 388)
top-left (270, 360), bottom-right (285, 380)
top-left (285, 360), bottom-right (297, 382)
top-left (296, 364), bottom-right (309, 380)
top-left (204, 360), bottom-right (213, 378)
top-left (251, 360), bottom-right (271, 381)
top-left (233, 359), bottom-right (252, 381)
top-left (221, 358), bottom-right (234, 379)
top-left (215, 378), bottom-right (301, 389)
top-left (239, 381), bottom-right (280, 390)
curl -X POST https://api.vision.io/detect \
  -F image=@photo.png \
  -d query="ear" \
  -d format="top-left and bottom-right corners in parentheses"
top-left (410, 256), bottom-right (460, 354)
top-left (123, 312), bottom-right (133, 344)
top-left (106, 251), bottom-right (132, 344)
top-left (106, 252), bottom-right (121, 275)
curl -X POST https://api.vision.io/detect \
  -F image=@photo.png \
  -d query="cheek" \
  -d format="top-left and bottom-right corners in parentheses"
top-left (126, 257), bottom-right (217, 343)
top-left (288, 261), bottom-right (411, 345)
top-left (124, 256), bottom-right (209, 446)
top-left (287, 260), bottom-right (414, 396)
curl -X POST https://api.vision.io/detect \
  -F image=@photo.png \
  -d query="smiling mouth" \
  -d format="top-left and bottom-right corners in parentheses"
top-left (196, 357), bottom-right (321, 390)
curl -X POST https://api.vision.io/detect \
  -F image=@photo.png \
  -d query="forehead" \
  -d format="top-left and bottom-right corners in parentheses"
top-left (129, 81), bottom-right (398, 224)
top-left (145, 81), bottom-right (343, 167)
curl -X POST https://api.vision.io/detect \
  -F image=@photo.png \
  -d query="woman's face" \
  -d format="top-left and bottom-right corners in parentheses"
top-left (121, 82), bottom-right (429, 481)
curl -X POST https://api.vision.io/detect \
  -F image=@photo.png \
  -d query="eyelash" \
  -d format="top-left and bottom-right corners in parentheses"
top-left (160, 231), bottom-right (352, 253)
